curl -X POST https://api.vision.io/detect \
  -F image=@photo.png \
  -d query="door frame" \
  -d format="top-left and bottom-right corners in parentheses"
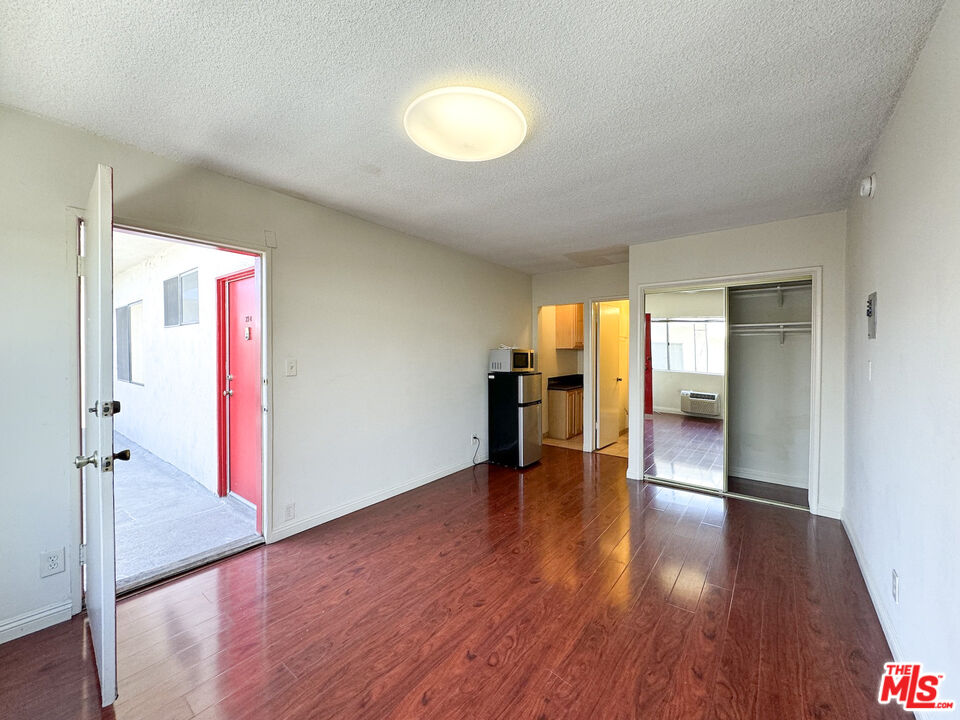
top-left (635, 266), bottom-right (823, 514)
top-left (67, 207), bottom-right (85, 616)
top-left (216, 266), bottom-right (258, 501)
top-left (592, 297), bottom-right (629, 451)
top-left (68, 218), bottom-right (277, 613)
top-left (533, 296), bottom-right (626, 454)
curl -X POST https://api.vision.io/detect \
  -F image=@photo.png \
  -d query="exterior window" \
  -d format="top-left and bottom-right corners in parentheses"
top-left (650, 318), bottom-right (725, 374)
top-left (163, 269), bottom-right (199, 326)
top-left (117, 300), bottom-right (144, 383)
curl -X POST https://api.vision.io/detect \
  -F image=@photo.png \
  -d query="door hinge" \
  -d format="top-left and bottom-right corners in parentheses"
top-left (77, 255), bottom-right (86, 277)
top-left (79, 544), bottom-right (87, 566)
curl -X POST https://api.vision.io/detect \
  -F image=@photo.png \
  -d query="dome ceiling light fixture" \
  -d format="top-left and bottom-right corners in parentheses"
top-left (403, 86), bottom-right (527, 162)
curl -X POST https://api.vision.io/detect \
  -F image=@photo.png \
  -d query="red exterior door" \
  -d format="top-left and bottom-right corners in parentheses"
top-left (644, 312), bottom-right (653, 416)
top-left (221, 269), bottom-right (262, 532)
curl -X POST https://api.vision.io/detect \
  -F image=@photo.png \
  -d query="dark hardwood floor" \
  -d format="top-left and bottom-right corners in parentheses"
top-left (0, 446), bottom-right (906, 719)
top-left (728, 475), bottom-right (810, 508)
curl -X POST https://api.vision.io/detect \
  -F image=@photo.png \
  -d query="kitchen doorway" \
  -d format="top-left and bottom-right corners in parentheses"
top-left (537, 304), bottom-right (586, 452)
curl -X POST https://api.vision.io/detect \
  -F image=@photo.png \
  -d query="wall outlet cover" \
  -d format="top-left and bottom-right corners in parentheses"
top-left (40, 547), bottom-right (65, 578)
top-left (284, 503), bottom-right (296, 522)
top-left (284, 359), bottom-right (298, 377)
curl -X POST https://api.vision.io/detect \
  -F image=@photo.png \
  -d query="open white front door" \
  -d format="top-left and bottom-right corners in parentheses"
top-left (596, 303), bottom-right (621, 449)
top-left (78, 164), bottom-right (118, 706)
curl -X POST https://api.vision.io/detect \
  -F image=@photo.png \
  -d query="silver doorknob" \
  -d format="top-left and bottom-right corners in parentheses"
top-left (74, 452), bottom-right (98, 469)
top-left (223, 389), bottom-right (234, 396)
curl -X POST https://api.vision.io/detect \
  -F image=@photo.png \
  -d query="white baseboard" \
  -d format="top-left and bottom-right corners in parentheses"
top-left (839, 513), bottom-right (927, 716)
top-left (728, 465), bottom-right (808, 489)
top-left (0, 600), bottom-right (72, 645)
top-left (814, 504), bottom-right (842, 520)
top-left (266, 458), bottom-right (482, 543)
top-left (653, 405), bottom-right (681, 414)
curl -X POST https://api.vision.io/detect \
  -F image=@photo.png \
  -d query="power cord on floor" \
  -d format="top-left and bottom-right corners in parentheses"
top-left (471, 435), bottom-right (481, 466)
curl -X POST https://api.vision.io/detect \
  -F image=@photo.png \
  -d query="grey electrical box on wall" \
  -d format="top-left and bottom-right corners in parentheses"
top-left (867, 292), bottom-right (877, 339)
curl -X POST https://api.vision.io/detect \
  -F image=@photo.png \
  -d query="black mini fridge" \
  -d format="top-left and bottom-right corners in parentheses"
top-left (488, 371), bottom-right (542, 468)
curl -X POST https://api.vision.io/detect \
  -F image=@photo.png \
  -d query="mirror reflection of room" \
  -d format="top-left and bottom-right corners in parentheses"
top-left (643, 288), bottom-right (725, 490)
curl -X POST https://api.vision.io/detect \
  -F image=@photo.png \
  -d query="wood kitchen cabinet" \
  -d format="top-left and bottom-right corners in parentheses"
top-left (548, 387), bottom-right (583, 439)
top-left (555, 304), bottom-right (584, 349)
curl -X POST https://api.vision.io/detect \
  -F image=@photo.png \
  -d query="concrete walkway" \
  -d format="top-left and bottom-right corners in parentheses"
top-left (114, 432), bottom-right (258, 591)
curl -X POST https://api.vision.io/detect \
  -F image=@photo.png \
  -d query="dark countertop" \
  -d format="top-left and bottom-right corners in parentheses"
top-left (547, 374), bottom-right (583, 391)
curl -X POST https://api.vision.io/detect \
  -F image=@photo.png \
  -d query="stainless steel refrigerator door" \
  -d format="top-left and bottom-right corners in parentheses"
top-left (517, 372), bottom-right (542, 405)
top-left (518, 402), bottom-right (542, 467)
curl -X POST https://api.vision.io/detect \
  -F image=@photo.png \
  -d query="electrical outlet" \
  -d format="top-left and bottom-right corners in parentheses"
top-left (40, 547), bottom-right (65, 578)
top-left (892, 569), bottom-right (899, 605)
top-left (284, 503), bottom-right (296, 522)
top-left (284, 358), bottom-right (298, 377)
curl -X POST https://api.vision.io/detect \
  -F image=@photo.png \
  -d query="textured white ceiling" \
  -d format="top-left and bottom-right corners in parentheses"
top-left (0, 1), bottom-right (942, 273)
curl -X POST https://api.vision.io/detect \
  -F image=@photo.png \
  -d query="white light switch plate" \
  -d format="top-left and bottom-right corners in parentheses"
top-left (285, 359), bottom-right (298, 377)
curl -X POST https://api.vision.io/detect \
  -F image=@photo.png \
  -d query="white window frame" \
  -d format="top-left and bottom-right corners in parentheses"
top-left (650, 317), bottom-right (725, 375)
top-left (116, 299), bottom-right (144, 385)
top-left (163, 268), bottom-right (199, 327)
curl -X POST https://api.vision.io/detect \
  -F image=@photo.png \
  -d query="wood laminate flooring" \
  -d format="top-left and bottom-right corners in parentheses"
top-left (728, 475), bottom-right (810, 508)
top-left (0, 446), bottom-right (905, 719)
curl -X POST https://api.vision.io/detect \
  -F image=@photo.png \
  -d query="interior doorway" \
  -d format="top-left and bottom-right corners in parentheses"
top-left (594, 299), bottom-right (629, 458)
top-left (110, 228), bottom-right (264, 592)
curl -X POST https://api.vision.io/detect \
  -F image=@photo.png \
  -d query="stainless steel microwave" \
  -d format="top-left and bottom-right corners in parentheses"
top-left (489, 348), bottom-right (535, 373)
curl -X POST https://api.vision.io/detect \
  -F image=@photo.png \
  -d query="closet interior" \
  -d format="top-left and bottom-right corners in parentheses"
top-left (727, 279), bottom-right (812, 507)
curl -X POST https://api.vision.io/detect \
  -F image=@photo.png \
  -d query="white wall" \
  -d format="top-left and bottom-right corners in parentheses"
top-left (628, 211), bottom-right (846, 517)
top-left (532, 264), bottom-right (629, 450)
top-left (649, 372), bottom-right (724, 415)
top-left (644, 289), bottom-right (725, 415)
top-left (844, 0), bottom-right (959, 699)
top-left (113, 237), bottom-right (253, 493)
top-left (0, 106), bottom-right (531, 641)
top-left (645, 288), bottom-right (724, 318)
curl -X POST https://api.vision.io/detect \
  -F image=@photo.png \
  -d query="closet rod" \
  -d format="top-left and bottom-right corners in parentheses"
top-left (729, 322), bottom-right (811, 329)
top-left (730, 325), bottom-right (810, 345)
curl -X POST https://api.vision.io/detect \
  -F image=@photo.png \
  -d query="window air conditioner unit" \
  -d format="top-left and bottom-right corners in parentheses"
top-left (680, 390), bottom-right (720, 417)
